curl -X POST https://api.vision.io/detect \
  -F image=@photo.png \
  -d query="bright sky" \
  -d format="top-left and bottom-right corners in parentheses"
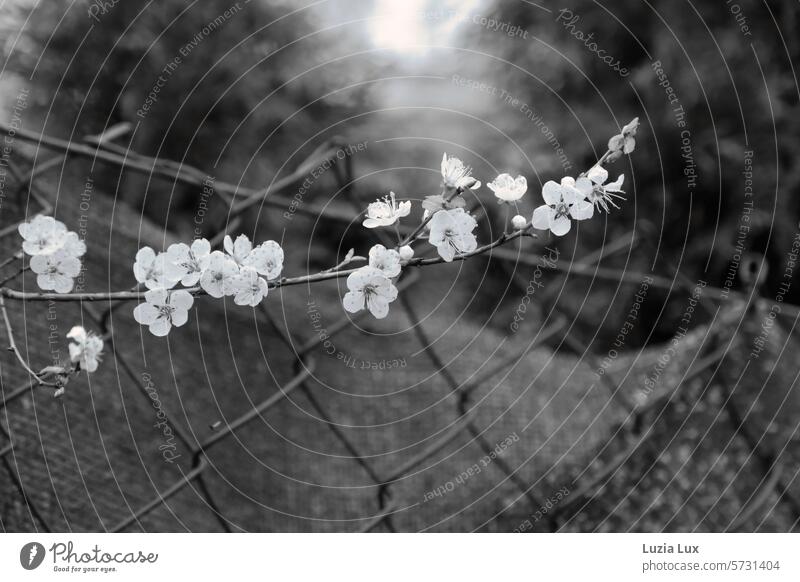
top-left (369, 0), bottom-right (484, 54)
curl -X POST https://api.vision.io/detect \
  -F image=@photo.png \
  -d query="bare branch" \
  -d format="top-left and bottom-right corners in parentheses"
top-left (0, 295), bottom-right (57, 386)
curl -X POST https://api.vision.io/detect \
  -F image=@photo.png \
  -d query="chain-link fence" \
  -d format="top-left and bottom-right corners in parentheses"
top-left (1, 125), bottom-right (799, 532)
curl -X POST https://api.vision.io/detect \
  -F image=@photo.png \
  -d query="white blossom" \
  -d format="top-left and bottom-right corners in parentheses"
top-left (199, 251), bottom-right (240, 298)
top-left (398, 245), bottom-right (414, 261)
top-left (18, 215), bottom-right (86, 258)
top-left (531, 178), bottom-right (594, 236)
top-left (222, 234), bottom-right (283, 279)
top-left (223, 234), bottom-right (252, 266)
top-left (60, 232), bottom-right (87, 258)
top-left (580, 165), bottom-right (625, 212)
top-left (244, 240), bottom-right (284, 280)
top-left (29, 249), bottom-right (81, 293)
top-left (133, 288), bottom-right (194, 337)
top-left (19, 215), bottom-right (67, 256)
top-left (133, 247), bottom-right (180, 290)
top-left (231, 266), bottom-right (268, 307)
top-left (67, 326), bottom-right (104, 373)
top-left (342, 266), bottom-right (398, 319)
top-left (441, 153), bottom-right (481, 191)
top-left (511, 215), bottom-right (528, 230)
top-left (363, 192), bottom-right (411, 229)
top-left (166, 239), bottom-right (211, 286)
top-left (428, 208), bottom-right (478, 262)
top-left (488, 173), bottom-right (527, 202)
top-left (368, 244), bottom-right (402, 278)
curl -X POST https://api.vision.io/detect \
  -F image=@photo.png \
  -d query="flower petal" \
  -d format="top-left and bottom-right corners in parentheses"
top-left (67, 326), bottom-right (87, 342)
top-left (149, 317), bottom-right (172, 337)
top-left (575, 177), bottom-right (594, 198)
top-left (171, 308), bottom-right (189, 328)
top-left (347, 267), bottom-right (379, 291)
top-left (29, 255), bottom-right (48, 275)
top-left (531, 205), bottom-right (552, 231)
top-left (384, 282), bottom-right (398, 302)
top-left (60, 256), bottom-right (82, 278)
top-left (62, 232), bottom-right (86, 258)
top-left (133, 303), bottom-right (159, 325)
top-left (606, 175), bottom-right (625, 192)
top-left (455, 233), bottom-right (478, 255)
top-left (541, 181), bottom-right (561, 205)
top-left (200, 272), bottom-right (224, 298)
top-left (233, 291), bottom-right (253, 307)
top-left (587, 165), bottom-right (608, 185)
top-left (170, 290), bottom-right (194, 311)
top-left (144, 288), bottom-right (169, 306)
top-left (192, 238), bottom-right (211, 257)
top-left (623, 136), bottom-right (635, 154)
top-left (233, 234), bottom-right (252, 260)
top-left (560, 185), bottom-right (582, 205)
top-left (342, 290), bottom-right (365, 313)
top-left (570, 199), bottom-right (594, 221)
top-left (36, 273), bottom-right (55, 291)
top-left (367, 295), bottom-right (390, 319)
top-left (435, 241), bottom-right (456, 262)
top-left (135, 246), bottom-right (156, 266)
top-left (52, 274), bottom-right (75, 293)
top-left (549, 214), bottom-right (572, 236)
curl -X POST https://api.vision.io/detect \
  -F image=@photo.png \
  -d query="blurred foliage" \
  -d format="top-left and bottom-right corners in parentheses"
top-left (5, 0), bottom-right (800, 343)
top-left (472, 0), bottom-right (800, 343)
top-left (5, 0), bottom-right (367, 233)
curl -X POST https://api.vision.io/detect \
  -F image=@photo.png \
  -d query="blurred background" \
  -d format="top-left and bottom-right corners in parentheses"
top-left (0, 0), bottom-right (799, 532)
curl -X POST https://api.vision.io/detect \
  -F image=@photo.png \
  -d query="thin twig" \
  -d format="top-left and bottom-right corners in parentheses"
top-left (0, 252), bottom-right (21, 271)
top-left (0, 266), bottom-right (27, 287)
top-left (0, 295), bottom-right (56, 386)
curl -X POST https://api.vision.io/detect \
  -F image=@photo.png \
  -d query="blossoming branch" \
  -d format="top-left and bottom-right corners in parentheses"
top-left (0, 118), bottom-right (639, 379)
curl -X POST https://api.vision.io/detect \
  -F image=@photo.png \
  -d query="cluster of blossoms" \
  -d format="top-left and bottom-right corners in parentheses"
top-left (349, 119), bottom-right (637, 318)
top-left (13, 218), bottom-right (105, 382)
top-left (17, 120), bottom-right (635, 340)
top-left (347, 153), bottom-right (512, 318)
top-left (132, 235), bottom-right (284, 336)
top-left (2, 120), bottom-right (639, 397)
top-left (531, 118), bottom-right (637, 235)
top-left (346, 154), bottom-right (484, 319)
top-left (18, 215), bottom-right (86, 293)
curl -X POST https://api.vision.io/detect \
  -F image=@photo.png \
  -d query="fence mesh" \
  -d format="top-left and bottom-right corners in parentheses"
top-left (1, 128), bottom-right (799, 532)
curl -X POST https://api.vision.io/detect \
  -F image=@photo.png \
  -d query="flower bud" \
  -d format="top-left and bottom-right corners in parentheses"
top-left (511, 215), bottom-right (528, 230)
top-left (399, 245), bottom-right (414, 260)
top-left (608, 134), bottom-right (624, 152)
top-left (622, 117), bottom-right (639, 136)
